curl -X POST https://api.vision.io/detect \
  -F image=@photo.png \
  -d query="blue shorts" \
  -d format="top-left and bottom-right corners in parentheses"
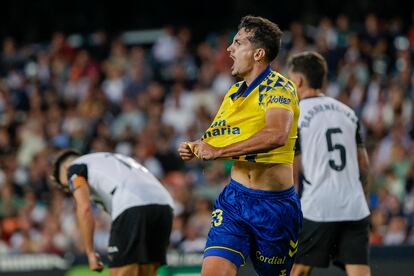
top-left (204, 179), bottom-right (302, 276)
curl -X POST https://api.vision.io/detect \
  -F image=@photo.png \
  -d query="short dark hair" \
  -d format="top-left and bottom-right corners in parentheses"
top-left (238, 15), bottom-right (283, 62)
top-left (287, 51), bottom-right (327, 89)
top-left (51, 149), bottom-right (80, 189)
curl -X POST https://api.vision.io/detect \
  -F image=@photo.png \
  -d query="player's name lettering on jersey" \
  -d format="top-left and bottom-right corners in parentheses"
top-left (300, 103), bottom-right (357, 128)
top-left (269, 95), bottom-right (291, 104)
top-left (202, 119), bottom-right (241, 140)
top-left (255, 251), bottom-right (286, 265)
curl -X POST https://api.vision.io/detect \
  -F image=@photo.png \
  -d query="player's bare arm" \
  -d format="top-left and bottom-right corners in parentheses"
top-left (293, 154), bottom-right (302, 192)
top-left (357, 146), bottom-right (370, 197)
top-left (193, 108), bottom-right (293, 160)
top-left (72, 178), bottom-right (104, 272)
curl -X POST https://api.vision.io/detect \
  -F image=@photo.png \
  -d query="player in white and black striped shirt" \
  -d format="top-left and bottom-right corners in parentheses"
top-left (287, 52), bottom-right (371, 276)
top-left (52, 150), bottom-right (174, 276)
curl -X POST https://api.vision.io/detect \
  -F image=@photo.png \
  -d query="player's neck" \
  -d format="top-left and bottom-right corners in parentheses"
top-left (300, 88), bottom-right (324, 100)
top-left (243, 63), bottom-right (269, 86)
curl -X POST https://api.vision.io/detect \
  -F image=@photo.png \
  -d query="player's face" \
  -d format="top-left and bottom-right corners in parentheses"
top-left (227, 28), bottom-right (256, 78)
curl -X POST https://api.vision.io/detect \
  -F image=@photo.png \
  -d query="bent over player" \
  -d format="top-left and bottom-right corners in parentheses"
top-left (178, 16), bottom-right (302, 276)
top-left (52, 150), bottom-right (174, 276)
top-left (288, 52), bottom-right (371, 276)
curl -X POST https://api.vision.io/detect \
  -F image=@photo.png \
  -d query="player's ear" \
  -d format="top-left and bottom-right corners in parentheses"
top-left (292, 73), bottom-right (305, 90)
top-left (254, 48), bottom-right (266, 62)
top-left (298, 74), bottom-right (307, 89)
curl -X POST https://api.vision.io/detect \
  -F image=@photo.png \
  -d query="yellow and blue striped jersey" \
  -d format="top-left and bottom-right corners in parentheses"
top-left (201, 66), bottom-right (299, 164)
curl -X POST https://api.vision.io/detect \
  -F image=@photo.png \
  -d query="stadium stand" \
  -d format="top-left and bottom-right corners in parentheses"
top-left (0, 14), bottom-right (413, 272)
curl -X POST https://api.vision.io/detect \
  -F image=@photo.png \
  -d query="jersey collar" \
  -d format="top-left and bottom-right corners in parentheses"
top-left (300, 95), bottom-right (326, 101)
top-left (230, 65), bottom-right (272, 101)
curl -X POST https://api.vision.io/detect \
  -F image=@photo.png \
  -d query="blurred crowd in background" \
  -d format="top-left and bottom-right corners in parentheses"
top-left (0, 13), bottom-right (414, 257)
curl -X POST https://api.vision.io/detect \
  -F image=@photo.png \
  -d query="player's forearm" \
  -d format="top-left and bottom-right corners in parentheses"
top-left (293, 155), bottom-right (301, 192)
top-left (359, 168), bottom-right (370, 195)
top-left (76, 205), bottom-right (95, 254)
top-left (357, 147), bottom-right (371, 197)
top-left (219, 127), bottom-right (288, 158)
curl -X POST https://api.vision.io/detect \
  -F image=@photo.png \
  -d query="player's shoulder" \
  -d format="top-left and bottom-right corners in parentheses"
top-left (301, 96), bottom-right (358, 120)
top-left (325, 97), bottom-right (357, 117)
top-left (300, 95), bottom-right (342, 106)
top-left (71, 152), bottom-right (110, 166)
top-left (264, 71), bottom-right (297, 97)
top-left (334, 98), bottom-right (355, 113)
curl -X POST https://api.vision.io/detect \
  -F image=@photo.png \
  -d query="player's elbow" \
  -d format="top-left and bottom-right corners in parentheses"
top-left (268, 133), bottom-right (288, 148)
top-left (77, 203), bottom-right (93, 218)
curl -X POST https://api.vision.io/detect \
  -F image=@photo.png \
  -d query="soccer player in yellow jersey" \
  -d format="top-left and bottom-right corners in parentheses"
top-left (178, 16), bottom-right (302, 276)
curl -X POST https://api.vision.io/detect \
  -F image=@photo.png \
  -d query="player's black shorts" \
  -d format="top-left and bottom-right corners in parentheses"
top-left (294, 216), bottom-right (370, 269)
top-left (108, 204), bottom-right (173, 268)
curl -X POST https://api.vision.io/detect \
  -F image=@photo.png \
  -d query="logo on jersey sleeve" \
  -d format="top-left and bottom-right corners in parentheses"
top-left (69, 173), bottom-right (85, 193)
